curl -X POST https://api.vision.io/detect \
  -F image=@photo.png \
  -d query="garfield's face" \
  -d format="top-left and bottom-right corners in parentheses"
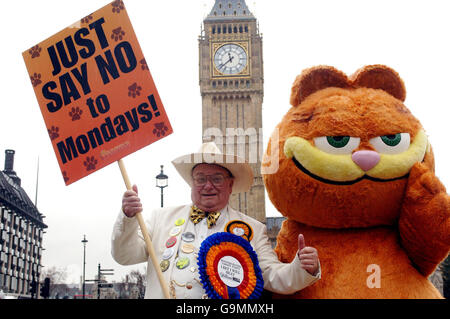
top-left (263, 66), bottom-right (434, 229)
top-left (283, 88), bottom-right (427, 185)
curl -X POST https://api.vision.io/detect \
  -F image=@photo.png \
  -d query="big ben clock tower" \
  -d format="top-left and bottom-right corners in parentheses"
top-left (199, 0), bottom-right (265, 222)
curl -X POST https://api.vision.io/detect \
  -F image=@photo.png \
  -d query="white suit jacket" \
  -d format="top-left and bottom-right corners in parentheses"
top-left (111, 204), bottom-right (320, 299)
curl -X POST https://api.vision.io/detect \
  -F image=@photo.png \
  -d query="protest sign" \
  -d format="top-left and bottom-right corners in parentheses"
top-left (23, 0), bottom-right (173, 298)
top-left (23, 0), bottom-right (172, 186)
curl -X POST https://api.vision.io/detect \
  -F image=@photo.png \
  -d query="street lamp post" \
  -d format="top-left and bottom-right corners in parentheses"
top-left (155, 165), bottom-right (168, 207)
top-left (81, 235), bottom-right (88, 299)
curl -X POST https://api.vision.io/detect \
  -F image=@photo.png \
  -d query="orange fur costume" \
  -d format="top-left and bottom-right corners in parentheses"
top-left (262, 65), bottom-right (450, 298)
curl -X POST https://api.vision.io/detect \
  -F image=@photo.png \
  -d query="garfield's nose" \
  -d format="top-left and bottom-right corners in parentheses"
top-left (352, 151), bottom-right (380, 171)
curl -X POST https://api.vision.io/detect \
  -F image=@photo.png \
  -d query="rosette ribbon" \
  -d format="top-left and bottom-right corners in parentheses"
top-left (197, 232), bottom-right (264, 299)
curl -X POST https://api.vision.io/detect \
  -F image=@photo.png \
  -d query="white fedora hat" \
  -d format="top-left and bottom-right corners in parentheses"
top-left (172, 142), bottom-right (253, 194)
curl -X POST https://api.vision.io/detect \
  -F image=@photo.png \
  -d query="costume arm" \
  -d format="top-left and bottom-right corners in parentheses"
top-left (399, 162), bottom-right (450, 276)
top-left (255, 226), bottom-right (321, 294)
top-left (111, 209), bottom-right (155, 265)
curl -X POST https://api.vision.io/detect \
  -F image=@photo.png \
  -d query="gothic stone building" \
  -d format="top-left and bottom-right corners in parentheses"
top-left (199, 0), bottom-right (266, 223)
top-left (0, 150), bottom-right (47, 297)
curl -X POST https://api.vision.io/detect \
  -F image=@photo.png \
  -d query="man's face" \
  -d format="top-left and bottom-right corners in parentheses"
top-left (191, 164), bottom-right (234, 212)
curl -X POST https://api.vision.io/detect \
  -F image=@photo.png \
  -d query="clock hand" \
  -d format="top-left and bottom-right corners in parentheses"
top-left (218, 56), bottom-right (234, 70)
top-left (217, 61), bottom-right (227, 70)
top-left (217, 53), bottom-right (234, 71)
top-left (223, 56), bottom-right (235, 68)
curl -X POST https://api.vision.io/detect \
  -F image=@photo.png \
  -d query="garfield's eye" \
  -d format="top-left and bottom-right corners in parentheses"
top-left (381, 134), bottom-right (401, 146)
top-left (314, 136), bottom-right (360, 155)
top-left (369, 133), bottom-right (410, 154)
top-left (327, 136), bottom-right (350, 148)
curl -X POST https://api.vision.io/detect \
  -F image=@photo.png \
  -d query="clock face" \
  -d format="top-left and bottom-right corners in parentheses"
top-left (214, 43), bottom-right (248, 75)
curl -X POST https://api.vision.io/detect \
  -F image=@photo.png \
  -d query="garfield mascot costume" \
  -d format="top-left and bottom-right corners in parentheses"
top-left (262, 65), bottom-right (449, 298)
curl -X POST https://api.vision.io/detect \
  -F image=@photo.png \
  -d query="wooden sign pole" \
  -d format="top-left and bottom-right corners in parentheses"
top-left (117, 159), bottom-right (171, 299)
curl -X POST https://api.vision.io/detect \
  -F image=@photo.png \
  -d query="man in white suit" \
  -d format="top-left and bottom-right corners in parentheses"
top-left (111, 142), bottom-right (320, 299)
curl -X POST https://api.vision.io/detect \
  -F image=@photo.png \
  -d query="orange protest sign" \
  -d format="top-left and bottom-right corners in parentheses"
top-left (23, 0), bottom-right (172, 185)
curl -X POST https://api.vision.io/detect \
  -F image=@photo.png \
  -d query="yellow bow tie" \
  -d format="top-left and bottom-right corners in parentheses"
top-left (190, 206), bottom-right (221, 228)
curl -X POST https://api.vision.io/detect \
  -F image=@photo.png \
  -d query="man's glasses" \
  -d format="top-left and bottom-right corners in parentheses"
top-left (192, 174), bottom-right (231, 187)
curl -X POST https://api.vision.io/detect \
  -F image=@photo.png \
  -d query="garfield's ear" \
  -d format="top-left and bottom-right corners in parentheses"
top-left (350, 65), bottom-right (406, 101)
top-left (290, 66), bottom-right (350, 106)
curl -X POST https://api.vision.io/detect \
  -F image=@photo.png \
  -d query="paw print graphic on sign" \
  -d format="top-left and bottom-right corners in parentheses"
top-left (81, 15), bottom-right (93, 24)
top-left (153, 122), bottom-right (169, 137)
top-left (83, 156), bottom-right (98, 171)
top-left (30, 73), bottom-right (42, 87)
top-left (140, 58), bottom-right (149, 71)
top-left (128, 83), bottom-right (142, 98)
top-left (111, 0), bottom-right (124, 13)
top-left (111, 27), bottom-right (125, 42)
top-left (48, 126), bottom-right (60, 140)
top-left (29, 45), bottom-right (42, 58)
top-left (69, 107), bottom-right (83, 121)
top-left (62, 171), bottom-right (69, 183)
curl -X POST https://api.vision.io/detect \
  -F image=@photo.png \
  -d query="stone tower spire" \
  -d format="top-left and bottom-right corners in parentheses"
top-left (206, 0), bottom-right (255, 21)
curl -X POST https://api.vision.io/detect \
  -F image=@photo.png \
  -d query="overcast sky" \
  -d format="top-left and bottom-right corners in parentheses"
top-left (1, 0), bottom-right (449, 285)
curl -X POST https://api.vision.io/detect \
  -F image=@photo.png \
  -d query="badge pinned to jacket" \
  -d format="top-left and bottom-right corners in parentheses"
top-left (225, 220), bottom-right (253, 241)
